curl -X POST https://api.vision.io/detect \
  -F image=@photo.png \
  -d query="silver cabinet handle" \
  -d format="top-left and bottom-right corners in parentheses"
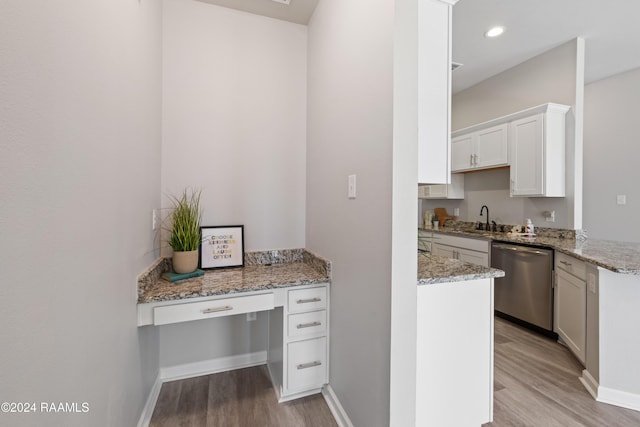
top-left (559, 260), bottom-right (572, 266)
top-left (201, 305), bottom-right (233, 314)
top-left (470, 154), bottom-right (473, 166)
top-left (297, 360), bottom-right (322, 370)
top-left (297, 321), bottom-right (322, 329)
top-left (297, 297), bottom-right (321, 304)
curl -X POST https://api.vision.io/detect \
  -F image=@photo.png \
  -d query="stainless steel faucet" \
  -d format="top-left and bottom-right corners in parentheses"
top-left (480, 205), bottom-right (490, 231)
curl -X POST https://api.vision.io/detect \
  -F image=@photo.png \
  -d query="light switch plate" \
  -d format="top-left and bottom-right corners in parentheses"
top-left (617, 194), bottom-right (627, 205)
top-left (348, 175), bottom-right (356, 199)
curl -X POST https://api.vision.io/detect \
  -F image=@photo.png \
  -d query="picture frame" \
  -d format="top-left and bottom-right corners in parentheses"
top-left (199, 225), bottom-right (245, 269)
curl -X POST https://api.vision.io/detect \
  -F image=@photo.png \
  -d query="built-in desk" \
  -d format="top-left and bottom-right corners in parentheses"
top-left (136, 249), bottom-right (331, 402)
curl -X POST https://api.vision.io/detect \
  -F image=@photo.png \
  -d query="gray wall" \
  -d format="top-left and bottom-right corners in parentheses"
top-left (306, 0), bottom-right (394, 425)
top-left (424, 39), bottom-right (584, 230)
top-left (158, 0), bottom-right (308, 369)
top-left (0, 0), bottom-right (162, 425)
top-left (583, 67), bottom-right (640, 242)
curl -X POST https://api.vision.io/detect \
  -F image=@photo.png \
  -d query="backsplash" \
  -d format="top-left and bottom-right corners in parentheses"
top-left (430, 220), bottom-right (586, 241)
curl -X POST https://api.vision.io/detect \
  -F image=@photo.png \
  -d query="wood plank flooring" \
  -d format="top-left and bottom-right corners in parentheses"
top-left (486, 317), bottom-right (640, 427)
top-left (150, 318), bottom-right (640, 426)
top-left (149, 365), bottom-right (338, 427)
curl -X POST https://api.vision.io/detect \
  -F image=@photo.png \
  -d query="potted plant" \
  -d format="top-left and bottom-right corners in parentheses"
top-left (168, 189), bottom-right (202, 274)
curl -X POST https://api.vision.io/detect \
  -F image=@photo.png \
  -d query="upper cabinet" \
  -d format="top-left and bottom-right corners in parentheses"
top-left (510, 104), bottom-right (570, 197)
top-left (451, 103), bottom-right (570, 197)
top-left (417, 0), bottom-right (457, 184)
top-left (451, 123), bottom-right (509, 172)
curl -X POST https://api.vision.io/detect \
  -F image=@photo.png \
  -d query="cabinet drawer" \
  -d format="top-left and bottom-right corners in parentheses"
top-left (288, 287), bottom-right (327, 313)
top-left (153, 293), bottom-right (274, 326)
top-left (287, 337), bottom-right (327, 391)
top-left (288, 310), bottom-right (327, 339)
top-left (556, 252), bottom-right (586, 280)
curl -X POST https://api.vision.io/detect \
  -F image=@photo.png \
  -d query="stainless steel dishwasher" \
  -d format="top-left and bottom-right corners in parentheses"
top-left (491, 242), bottom-right (555, 334)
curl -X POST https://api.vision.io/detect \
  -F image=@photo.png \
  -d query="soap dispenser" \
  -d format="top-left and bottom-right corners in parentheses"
top-left (525, 218), bottom-right (535, 235)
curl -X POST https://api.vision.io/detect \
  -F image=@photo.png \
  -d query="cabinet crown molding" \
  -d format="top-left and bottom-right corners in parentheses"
top-left (452, 103), bottom-right (571, 137)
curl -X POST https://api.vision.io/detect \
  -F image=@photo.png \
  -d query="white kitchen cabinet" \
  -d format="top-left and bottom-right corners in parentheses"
top-left (418, 174), bottom-right (464, 199)
top-left (432, 233), bottom-right (490, 267)
top-left (417, 0), bottom-right (457, 184)
top-left (510, 104), bottom-right (570, 197)
top-left (451, 123), bottom-right (509, 172)
top-left (268, 284), bottom-right (329, 402)
top-left (555, 253), bottom-right (587, 364)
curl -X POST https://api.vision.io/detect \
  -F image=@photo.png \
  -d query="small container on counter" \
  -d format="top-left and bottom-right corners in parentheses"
top-left (526, 218), bottom-right (535, 234)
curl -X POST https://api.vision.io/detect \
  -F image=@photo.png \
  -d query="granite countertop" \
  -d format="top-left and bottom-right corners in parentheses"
top-left (418, 253), bottom-right (505, 285)
top-left (138, 249), bottom-right (331, 304)
top-left (421, 222), bottom-right (640, 275)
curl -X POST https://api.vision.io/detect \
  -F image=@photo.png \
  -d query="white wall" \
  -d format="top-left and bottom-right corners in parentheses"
top-left (159, 0), bottom-right (307, 368)
top-left (583, 67), bottom-right (640, 242)
top-left (306, 0), bottom-right (394, 425)
top-left (162, 0), bottom-right (307, 252)
top-left (0, 1), bottom-right (162, 425)
top-left (425, 39), bottom-right (584, 230)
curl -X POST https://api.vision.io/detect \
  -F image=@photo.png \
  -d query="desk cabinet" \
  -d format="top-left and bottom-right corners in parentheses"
top-left (269, 284), bottom-right (329, 402)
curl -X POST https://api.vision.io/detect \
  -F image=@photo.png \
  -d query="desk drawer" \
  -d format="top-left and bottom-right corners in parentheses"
top-left (153, 293), bottom-right (274, 326)
top-left (287, 310), bottom-right (327, 339)
top-left (287, 337), bottom-right (327, 391)
top-left (288, 287), bottom-right (327, 313)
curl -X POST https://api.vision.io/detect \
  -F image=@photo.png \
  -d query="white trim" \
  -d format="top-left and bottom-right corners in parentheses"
top-left (137, 351), bottom-right (268, 426)
top-left (137, 374), bottom-right (162, 427)
top-left (597, 386), bottom-right (640, 412)
top-left (159, 351), bottom-right (267, 382)
top-left (579, 369), bottom-right (599, 400)
top-left (322, 384), bottom-right (354, 427)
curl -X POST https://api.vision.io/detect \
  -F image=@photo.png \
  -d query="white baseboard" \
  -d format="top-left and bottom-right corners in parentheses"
top-left (597, 385), bottom-right (640, 412)
top-left (322, 384), bottom-right (354, 427)
top-left (579, 369), bottom-right (599, 400)
top-left (159, 350), bottom-right (268, 382)
top-left (137, 374), bottom-right (162, 427)
top-left (137, 351), bottom-right (268, 426)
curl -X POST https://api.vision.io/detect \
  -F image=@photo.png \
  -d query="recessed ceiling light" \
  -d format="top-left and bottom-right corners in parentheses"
top-left (485, 26), bottom-right (505, 38)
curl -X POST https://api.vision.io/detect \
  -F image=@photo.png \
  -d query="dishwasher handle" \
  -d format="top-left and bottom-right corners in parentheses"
top-left (492, 243), bottom-right (551, 256)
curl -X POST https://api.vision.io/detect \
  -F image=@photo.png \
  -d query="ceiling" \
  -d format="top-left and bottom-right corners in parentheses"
top-left (195, 0), bottom-right (318, 25)
top-left (452, 0), bottom-right (640, 93)
top-left (194, 0), bottom-right (640, 94)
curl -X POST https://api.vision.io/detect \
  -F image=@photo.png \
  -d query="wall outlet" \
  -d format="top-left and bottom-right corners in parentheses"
top-left (617, 194), bottom-right (627, 205)
top-left (543, 210), bottom-right (555, 222)
top-left (453, 208), bottom-right (460, 217)
top-left (588, 273), bottom-right (597, 294)
top-left (246, 312), bottom-right (257, 322)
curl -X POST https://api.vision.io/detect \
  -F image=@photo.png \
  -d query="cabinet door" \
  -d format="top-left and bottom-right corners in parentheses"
top-left (451, 134), bottom-right (475, 172)
top-left (475, 123), bottom-right (508, 169)
top-left (510, 114), bottom-right (544, 196)
top-left (556, 269), bottom-right (587, 364)
top-left (417, 0), bottom-right (452, 184)
top-left (457, 248), bottom-right (489, 267)
top-left (432, 243), bottom-right (455, 259)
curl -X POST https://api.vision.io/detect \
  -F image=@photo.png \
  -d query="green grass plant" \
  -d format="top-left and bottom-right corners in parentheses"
top-left (168, 189), bottom-right (202, 252)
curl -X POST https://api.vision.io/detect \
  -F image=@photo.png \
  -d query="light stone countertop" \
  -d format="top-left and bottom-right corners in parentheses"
top-left (421, 223), bottom-right (640, 275)
top-left (418, 253), bottom-right (505, 285)
top-left (138, 249), bottom-right (331, 304)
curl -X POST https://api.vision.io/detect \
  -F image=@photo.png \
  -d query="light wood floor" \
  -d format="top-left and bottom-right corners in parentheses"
top-left (149, 365), bottom-right (338, 427)
top-left (486, 317), bottom-right (640, 426)
top-left (150, 318), bottom-right (640, 427)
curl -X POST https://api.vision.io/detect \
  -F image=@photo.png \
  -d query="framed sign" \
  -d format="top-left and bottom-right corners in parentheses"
top-left (199, 225), bottom-right (245, 269)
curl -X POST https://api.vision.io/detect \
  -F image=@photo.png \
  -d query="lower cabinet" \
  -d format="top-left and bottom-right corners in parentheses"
top-left (268, 284), bottom-right (329, 402)
top-left (432, 234), bottom-right (490, 267)
top-left (555, 253), bottom-right (587, 364)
